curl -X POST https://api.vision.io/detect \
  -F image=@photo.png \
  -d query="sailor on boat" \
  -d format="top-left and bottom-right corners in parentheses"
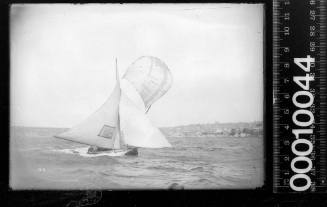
top-left (54, 56), bottom-right (173, 157)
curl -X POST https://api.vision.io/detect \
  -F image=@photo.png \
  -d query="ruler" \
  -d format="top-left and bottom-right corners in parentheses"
top-left (273, 0), bottom-right (327, 193)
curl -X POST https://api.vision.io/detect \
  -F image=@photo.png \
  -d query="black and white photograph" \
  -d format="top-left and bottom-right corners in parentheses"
top-left (10, 3), bottom-right (264, 189)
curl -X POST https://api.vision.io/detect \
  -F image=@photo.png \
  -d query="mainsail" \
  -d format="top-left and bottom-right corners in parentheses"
top-left (55, 56), bottom-right (173, 149)
top-left (54, 84), bottom-right (120, 148)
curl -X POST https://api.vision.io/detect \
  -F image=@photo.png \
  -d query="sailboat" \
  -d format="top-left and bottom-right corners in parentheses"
top-left (54, 56), bottom-right (173, 157)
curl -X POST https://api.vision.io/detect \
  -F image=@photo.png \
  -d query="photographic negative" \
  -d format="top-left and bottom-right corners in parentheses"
top-left (10, 3), bottom-right (264, 189)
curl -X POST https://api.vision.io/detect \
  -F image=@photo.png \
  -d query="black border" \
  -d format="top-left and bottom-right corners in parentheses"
top-left (1, 0), bottom-right (326, 206)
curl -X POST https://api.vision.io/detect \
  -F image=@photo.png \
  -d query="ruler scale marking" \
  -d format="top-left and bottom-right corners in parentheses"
top-left (273, 0), bottom-right (327, 193)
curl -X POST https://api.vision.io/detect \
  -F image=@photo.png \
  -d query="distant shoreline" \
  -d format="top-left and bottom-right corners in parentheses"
top-left (11, 121), bottom-right (263, 138)
top-left (166, 135), bottom-right (263, 139)
top-left (11, 121), bottom-right (263, 129)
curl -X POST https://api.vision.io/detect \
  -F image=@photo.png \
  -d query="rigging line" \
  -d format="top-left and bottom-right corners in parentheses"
top-left (116, 58), bottom-right (120, 85)
top-left (145, 105), bottom-right (152, 113)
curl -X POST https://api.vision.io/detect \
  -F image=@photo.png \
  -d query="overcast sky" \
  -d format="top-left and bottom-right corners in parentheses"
top-left (10, 4), bottom-right (263, 128)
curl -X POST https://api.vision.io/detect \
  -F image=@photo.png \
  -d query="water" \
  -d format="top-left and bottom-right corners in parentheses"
top-left (10, 127), bottom-right (264, 190)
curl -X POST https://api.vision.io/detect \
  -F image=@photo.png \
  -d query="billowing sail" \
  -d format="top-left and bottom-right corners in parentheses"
top-left (123, 56), bottom-right (173, 111)
top-left (54, 84), bottom-right (121, 149)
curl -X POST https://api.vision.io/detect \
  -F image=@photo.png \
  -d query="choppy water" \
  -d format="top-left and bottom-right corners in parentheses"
top-left (10, 127), bottom-right (264, 190)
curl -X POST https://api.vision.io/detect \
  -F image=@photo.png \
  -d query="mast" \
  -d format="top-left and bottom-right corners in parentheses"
top-left (113, 58), bottom-right (122, 149)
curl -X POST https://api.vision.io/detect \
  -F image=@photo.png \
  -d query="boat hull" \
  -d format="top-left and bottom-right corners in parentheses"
top-left (54, 147), bottom-right (137, 157)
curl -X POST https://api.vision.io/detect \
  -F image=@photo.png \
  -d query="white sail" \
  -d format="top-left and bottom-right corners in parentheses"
top-left (120, 79), bottom-right (146, 112)
top-left (123, 56), bottom-right (173, 111)
top-left (119, 80), bottom-right (171, 148)
top-left (55, 56), bottom-right (173, 150)
top-left (55, 84), bottom-right (120, 149)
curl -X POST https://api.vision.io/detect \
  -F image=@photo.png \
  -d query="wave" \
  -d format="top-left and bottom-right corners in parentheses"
top-left (189, 166), bottom-right (204, 171)
top-left (147, 165), bottom-right (187, 172)
top-left (69, 168), bottom-right (96, 174)
top-left (197, 178), bottom-right (211, 183)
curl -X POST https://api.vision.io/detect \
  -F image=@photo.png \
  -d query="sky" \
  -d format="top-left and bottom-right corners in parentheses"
top-left (10, 3), bottom-right (264, 128)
